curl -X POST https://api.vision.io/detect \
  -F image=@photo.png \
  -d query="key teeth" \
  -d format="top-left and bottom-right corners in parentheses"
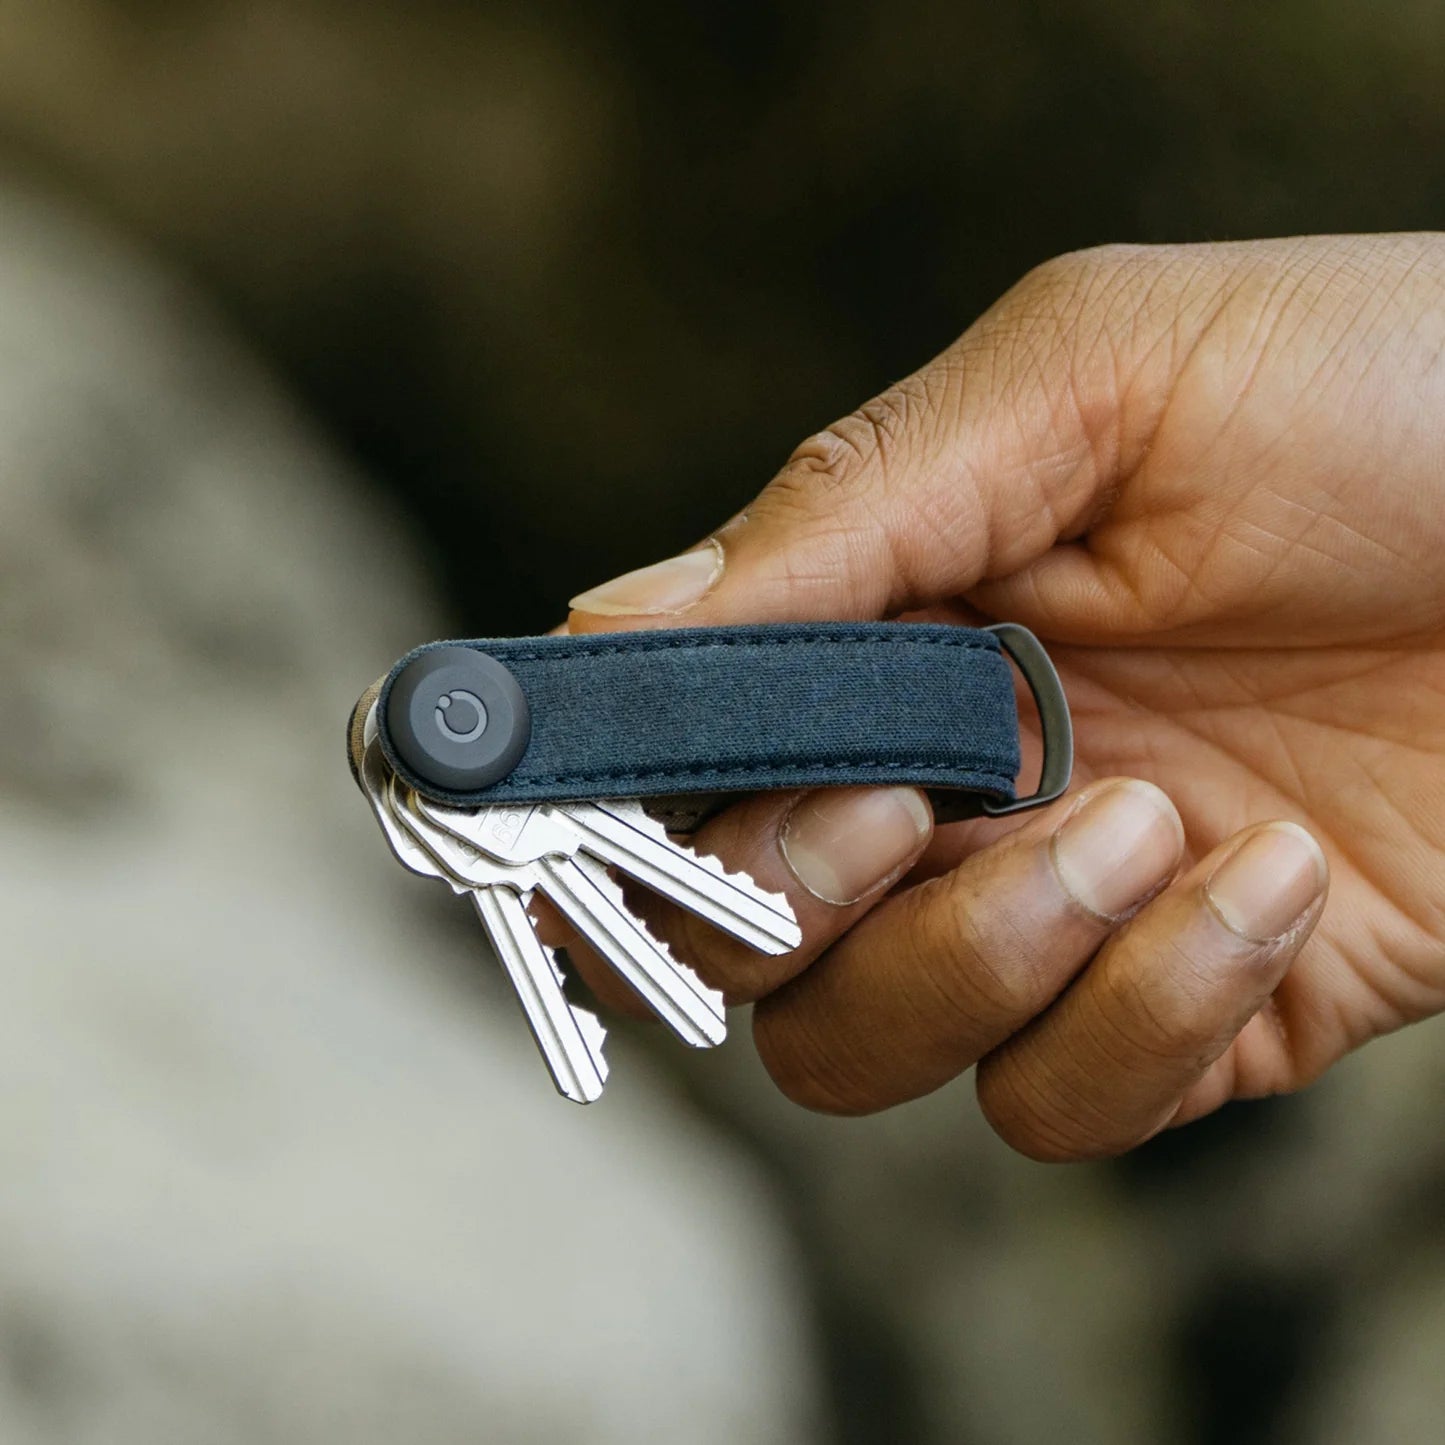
top-left (537, 940), bottom-right (610, 1078)
top-left (582, 857), bottom-right (727, 1024)
top-left (606, 802), bottom-right (798, 919)
top-left (577, 1010), bottom-right (610, 1073)
top-left (682, 844), bottom-right (796, 917)
top-left (544, 949), bottom-right (567, 988)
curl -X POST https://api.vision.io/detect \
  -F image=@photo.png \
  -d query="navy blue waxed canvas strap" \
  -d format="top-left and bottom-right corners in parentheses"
top-left (376, 622), bottom-right (1072, 820)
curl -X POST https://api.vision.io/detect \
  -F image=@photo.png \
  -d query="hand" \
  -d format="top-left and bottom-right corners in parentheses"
top-left (565, 234), bottom-right (1445, 1160)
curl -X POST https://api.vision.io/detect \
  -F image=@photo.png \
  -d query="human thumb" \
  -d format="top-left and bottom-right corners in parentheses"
top-left (568, 244), bottom-right (1180, 632)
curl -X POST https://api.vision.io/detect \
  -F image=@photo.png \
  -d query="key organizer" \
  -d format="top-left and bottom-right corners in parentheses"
top-left (347, 620), bottom-right (1074, 1103)
top-left (363, 621), bottom-right (1074, 826)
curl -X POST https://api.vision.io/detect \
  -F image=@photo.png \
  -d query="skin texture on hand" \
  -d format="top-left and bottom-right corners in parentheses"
top-left (565, 234), bottom-right (1445, 1160)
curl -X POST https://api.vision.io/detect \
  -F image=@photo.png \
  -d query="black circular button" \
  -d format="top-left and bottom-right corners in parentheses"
top-left (384, 647), bottom-right (531, 793)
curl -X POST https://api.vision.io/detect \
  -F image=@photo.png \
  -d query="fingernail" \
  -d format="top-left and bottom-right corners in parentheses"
top-left (781, 787), bottom-right (933, 906)
top-left (569, 539), bottom-right (723, 617)
top-left (1051, 779), bottom-right (1185, 921)
top-left (1204, 821), bottom-right (1328, 942)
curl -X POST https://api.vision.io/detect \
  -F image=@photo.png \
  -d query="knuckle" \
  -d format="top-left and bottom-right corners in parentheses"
top-left (752, 454), bottom-right (847, 531)
top-left (751, 447), bottom-right (875, 577)
top-left (847, 378), bottom-right (930, 477)
top-left (781, 423), bottom-right (873, 495)
top-left (778, 371), bottom-right (939, 498)
top-left (749, 442), bottom-right (895, 609)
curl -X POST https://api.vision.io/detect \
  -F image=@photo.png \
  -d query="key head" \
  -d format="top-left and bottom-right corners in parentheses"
top-left (358, 733), bottom-right (448, 881)
top-left (411, 794), bottom-right (582, 868)
top-left (384, 646), bottom-right (531, 794)
top-left (387, 774), bottom-right (540, 895)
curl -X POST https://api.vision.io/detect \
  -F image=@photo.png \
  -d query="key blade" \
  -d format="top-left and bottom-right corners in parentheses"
top-left (559, 801), bottom-right (802, 955)
top-left (539, 854), bottom-right (727, 1049)
top-left (472, 886), bottom-right (609, 1105)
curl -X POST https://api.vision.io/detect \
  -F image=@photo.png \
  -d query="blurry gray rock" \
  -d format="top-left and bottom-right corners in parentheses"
top-left (0, 184), bottom-right (821, 1445)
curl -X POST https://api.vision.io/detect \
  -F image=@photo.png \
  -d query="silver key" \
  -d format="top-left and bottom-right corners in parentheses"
top-left (473, 885), bottom-right (610, 1104)
top-left (530, 848), bottom-right (727, 1048)
top-left (385, 777), bottom-right (610, 1103)
top-left (412, 795), bottom-right (802, 956)
top-left (401, 781), bottom-right (726, 1050)
top-left (358, 719), bottom-right (608, 1103)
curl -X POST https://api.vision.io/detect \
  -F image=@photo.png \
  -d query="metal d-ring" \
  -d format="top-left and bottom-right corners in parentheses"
top-left (980, 621), bottom-right (1074, 816)
top-left (929, 622), bottom-right (1074, 822)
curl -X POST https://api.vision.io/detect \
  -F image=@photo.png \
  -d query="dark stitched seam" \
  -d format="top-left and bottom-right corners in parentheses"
top-left (490, 635), bottom-right (998, 662)
top-left (511, 759), bottom-right (1015, 786)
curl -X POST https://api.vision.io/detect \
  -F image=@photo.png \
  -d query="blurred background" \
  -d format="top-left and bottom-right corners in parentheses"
top-left (1, 2), bottom-right (1443, 1441)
